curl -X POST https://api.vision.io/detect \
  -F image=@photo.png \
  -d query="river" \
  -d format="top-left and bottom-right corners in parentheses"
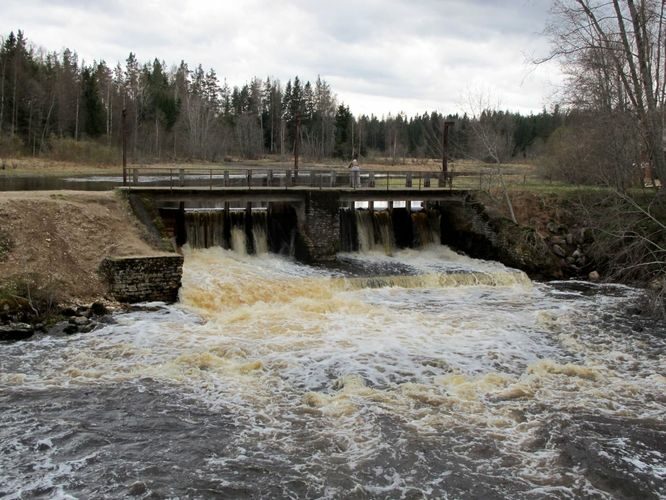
top-left (1, 245), bottom-right (665, 499)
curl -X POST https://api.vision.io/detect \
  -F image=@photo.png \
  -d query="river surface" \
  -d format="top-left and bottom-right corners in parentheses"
top-left (0, 175), bottom-right (123, 191)
top-left (1, 246), bottom-right (665, 499)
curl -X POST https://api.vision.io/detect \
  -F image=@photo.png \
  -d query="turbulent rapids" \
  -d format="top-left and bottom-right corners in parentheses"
top-left (1, 241), bottom-right (665, 497)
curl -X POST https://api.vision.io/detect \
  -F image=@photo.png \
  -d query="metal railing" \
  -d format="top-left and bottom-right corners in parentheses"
top-left (124, 166), bottom-right (491, 191)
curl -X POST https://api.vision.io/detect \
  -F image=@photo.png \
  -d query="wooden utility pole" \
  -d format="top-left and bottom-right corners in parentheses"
top-left (122, 108), bottom-right (127, 186)
top-left (442, 121), bottom-right (454, 174)
top-left (294, 112), bottom-right (301, 172)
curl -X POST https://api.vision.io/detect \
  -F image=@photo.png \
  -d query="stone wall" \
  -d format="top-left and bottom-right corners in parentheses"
top-left (99, 255), bottom-right (184, 303)
top-left (439, 198), bottom-right (563, 279)
top-left (295, 192), bottom-right (341, 261)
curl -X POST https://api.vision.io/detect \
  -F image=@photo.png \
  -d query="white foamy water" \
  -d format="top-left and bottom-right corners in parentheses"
top-left (1, 247), bottom-right (664, 498)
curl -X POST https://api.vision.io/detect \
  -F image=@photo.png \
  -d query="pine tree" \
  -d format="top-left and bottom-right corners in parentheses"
top-left (81, 65), bottom-right (104, 138)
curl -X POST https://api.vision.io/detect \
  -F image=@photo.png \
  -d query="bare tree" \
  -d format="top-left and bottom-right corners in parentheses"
top-left (543, 0), bottom-right (666, 191)
top-left (464, 90), bottom-right (518, 223)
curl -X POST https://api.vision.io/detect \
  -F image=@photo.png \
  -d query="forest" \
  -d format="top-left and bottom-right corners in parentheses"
top-left (0, 30), bottom-right (563, 166)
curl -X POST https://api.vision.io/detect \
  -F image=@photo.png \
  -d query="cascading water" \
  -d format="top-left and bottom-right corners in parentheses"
top-left (1, 245), bottom-right (664, 498)
top-left (340, 207), bottom-right (441, 254)
top-left (185, 208), bottom-right (286, 255)
top-left (184, 210), bottom-right (228, 249)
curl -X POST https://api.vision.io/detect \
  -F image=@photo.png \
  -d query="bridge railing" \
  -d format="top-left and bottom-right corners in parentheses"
top-left (125, 166), bottom-right (490, 190)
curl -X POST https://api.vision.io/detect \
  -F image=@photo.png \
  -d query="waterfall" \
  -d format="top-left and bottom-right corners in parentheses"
top-left (251, 210), bottom-right (269, 255)
top-left (184, 210), bottom-right (227, 249)
top-left (184, 206), bottom-right (295, 256)
top-left (340, 207), bottom-right (441, 254)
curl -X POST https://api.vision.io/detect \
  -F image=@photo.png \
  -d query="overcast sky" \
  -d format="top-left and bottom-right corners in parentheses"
top-left (2, 0), bottom-right (562, 117)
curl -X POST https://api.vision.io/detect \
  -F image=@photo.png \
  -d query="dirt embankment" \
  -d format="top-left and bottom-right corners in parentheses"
top-left (0, 191), bottom-right (168, 305)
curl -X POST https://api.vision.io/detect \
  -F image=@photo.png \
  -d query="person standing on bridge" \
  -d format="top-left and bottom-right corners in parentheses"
top-left (348, 154), bottom-right (360, 188)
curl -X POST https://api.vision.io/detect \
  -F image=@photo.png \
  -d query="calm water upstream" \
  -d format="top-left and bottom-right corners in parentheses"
top-left (1, 246), bottom-right (664, 499)
top-left (0, 175), bottom-right (122, 191)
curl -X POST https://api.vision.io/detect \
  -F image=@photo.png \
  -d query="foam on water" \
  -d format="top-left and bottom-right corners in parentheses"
top-left (1, 246), bottom-right (664, 498)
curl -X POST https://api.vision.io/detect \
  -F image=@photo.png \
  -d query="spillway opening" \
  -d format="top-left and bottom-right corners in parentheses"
top-left (183, 203), bottom-right (297, 256)
top-left (340, 206), bottom-right (441, 255)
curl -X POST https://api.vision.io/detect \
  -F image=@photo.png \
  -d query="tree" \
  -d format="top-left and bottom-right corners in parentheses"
top-left (124, 52), bottom-right (141, 156)
top-left (543, 0), bottom-right (666, 191)
top-left (334, 104), bottom-right (353, 158)
top-left (464, 90), bottom-right (517, 223)
top-left (80, 65), bottom-right (104, 138)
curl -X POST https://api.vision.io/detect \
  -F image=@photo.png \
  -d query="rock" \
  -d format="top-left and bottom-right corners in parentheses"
top-left (60, 307), bottom-right (77, 317)
top-left (78, 321), bottom-right (98, 334)
top-left (64, 324), bottom-right (79, 335)
top-left (90, 302), bottom-right (108, 316)
top-left (566, 233), bottom-right (574, 246)
top-left (97, 315), bottom-right (117, 325)
top-left (589, 270), bottom-right (600, 281)
top-left (0, 323), bottom-right (35, 341)
top-left (572, 248), bottom-right (583, 259)
top-left (566, 256), bottom-right (576, 265)
top-left (48, 321), bottom-right (72, 336)
top-left (546, 221), bottom-right (561, 234)
top-left (128, 482), bottom-right (147, 496)
top-left (71, 316), bottom-right (90, 326)
top-left (552, 244), bottom-right (567, 258)
top-left (550, 236), bottom-right (566, 246)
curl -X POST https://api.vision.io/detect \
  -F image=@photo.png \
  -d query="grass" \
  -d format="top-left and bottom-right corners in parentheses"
top-left (0, 230), bottom-right (12, 262)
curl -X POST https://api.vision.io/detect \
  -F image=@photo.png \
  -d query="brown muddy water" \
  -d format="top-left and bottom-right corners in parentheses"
top-left (1, 246), bottom-right (664, 499)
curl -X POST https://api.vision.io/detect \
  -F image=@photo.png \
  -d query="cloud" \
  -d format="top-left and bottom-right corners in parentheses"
top-left (2, 0), bottom-right (562, 116)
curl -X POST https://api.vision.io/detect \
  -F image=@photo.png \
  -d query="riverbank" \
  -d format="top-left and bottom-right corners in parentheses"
top-left (0, 190), bottom-right (170, 329)
top-left (480, 188), bottom-right (666, 316)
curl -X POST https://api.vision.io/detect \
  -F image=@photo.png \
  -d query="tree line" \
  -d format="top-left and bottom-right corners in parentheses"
top-left (0, 30), bottom-right (563, 164)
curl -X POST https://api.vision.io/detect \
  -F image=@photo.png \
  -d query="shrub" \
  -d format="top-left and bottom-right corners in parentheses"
top-left (0, 135), bottom-right (25, 157)
top-left (47, 136), bottom-right (120, 165)
top-left (0, 274), bottom-right (62, 321)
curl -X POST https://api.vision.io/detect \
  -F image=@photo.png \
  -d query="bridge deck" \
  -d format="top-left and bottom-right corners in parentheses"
top-left (118, 186), bottom-right (469, 203)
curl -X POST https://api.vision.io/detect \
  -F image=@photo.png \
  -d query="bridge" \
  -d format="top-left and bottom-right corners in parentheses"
top-left (119, 165), bottom-right (475, 199)
top-left (120, 166), bottom-right (476, 260)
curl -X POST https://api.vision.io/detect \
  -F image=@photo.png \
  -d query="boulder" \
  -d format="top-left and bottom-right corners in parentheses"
top-left (60, 307), bottom-right (77, 317)
top-left (90, 302), bottom-right (109, 316)
top-left (0, 323), bottom-right (35, 341)
top-left (589, 270), bottom-right (600, 281)
top-left (64, 324), bottom-right (79, 335)
top-left (71, 316), bottom-right (90, 326)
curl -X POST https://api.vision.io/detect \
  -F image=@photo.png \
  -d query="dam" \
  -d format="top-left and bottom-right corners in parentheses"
top-left (121, 166), bottom-right (509, 264)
